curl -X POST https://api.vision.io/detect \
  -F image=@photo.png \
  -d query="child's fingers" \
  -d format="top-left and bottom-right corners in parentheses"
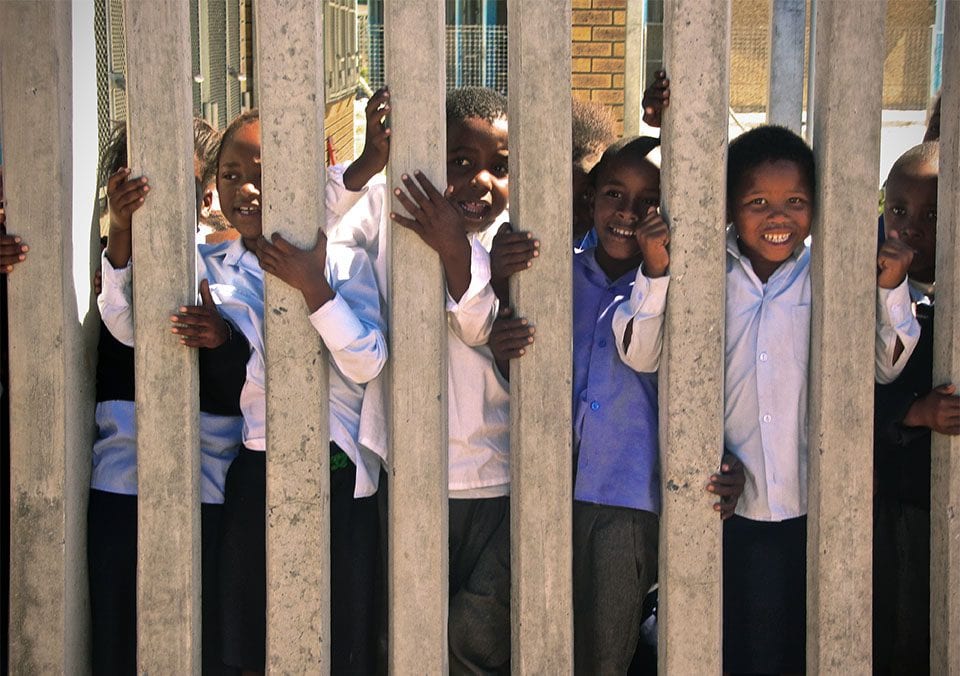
top-left (389, 210), bottom-right (424, 236)
top-left (199, 279), bottom-right (216, 308)
top-left (493, 318), bottom-right (534, 335)
top-left (106, 167), bottom-right (131, 193)
top-left (493, 232), bottom-right (538, 249)
top-left (269, 231), bottom-right (299, 254)
top-left (392, 188), bottom-right (427, 222)
top-left (399, 173), bottom-right (432, 209)
top-left (413, 170), bottom-right (446, 204)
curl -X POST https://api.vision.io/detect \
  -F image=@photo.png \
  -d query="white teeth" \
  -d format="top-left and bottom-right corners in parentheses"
top-left (762, 232), bottom-right (790, 244)
top-left (611, 227), bottom-right (634, 237)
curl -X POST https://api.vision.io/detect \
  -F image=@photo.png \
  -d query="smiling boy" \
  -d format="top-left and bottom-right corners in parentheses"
top-left (390, 87), bottom-right (519, 675)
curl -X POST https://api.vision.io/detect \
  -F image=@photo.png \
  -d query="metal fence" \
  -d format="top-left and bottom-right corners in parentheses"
top-left (1, 0), bottom-right (959, 673)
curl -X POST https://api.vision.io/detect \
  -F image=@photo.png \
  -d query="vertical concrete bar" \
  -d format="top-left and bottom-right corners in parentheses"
top-left (624, 0), bottom-right (646, 136)
top-left (807, 3), bottom-right (885, 673)
top-left (384, 1), bottom-right (449, 672)
top-left (507, 1), bottom-right (574, 673)
top-left (658, 0), bottom-right (729, 673)
top-left (930, 2), bottom-right (960, 671)
top-left (255, 1), bottom-right (332, 671)
top-left (123, 2), bottom-right (201, 672)
top-left (766, 0), bottom-right (806, 133)
top-left (0, 1), bottom-right (94, 671)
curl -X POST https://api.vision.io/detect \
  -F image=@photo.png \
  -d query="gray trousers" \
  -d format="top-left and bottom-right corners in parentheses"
top-left (448, 497), bottom-right (512, 676)
top-left (573, 501), bottom-right (659, 676)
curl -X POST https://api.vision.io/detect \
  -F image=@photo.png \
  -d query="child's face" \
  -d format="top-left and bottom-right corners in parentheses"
top-left (217, 120), bottom-right (262, 248)
top-left (592, 156), bottom-right (660, 263)
top-left (884, 160), bottom-right (938, 284)
top-left (731, 160), bottom-right (812, 280)
top-left (446, 115), bottom-right (509, 232)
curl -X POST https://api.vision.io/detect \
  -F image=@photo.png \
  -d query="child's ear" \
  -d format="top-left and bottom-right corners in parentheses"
top-left (201, 185), bottom-right (215, 220)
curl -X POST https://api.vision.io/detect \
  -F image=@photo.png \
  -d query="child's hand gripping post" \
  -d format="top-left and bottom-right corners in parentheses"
top-left (0, 227), bottom-right (28, 274)
top-left (635, 207), bottom-right (670, 278)
top-left (487, 306), bottom-right (536, 380)
top-left (257, 227), bottom-right (335, 313)
top-left (390, 171), bottom-right (473, 301)
top-left (706, 454), bottom-right (746, 520)
top-left (641, 70), bottom-right (670, 128)
top-left (490, 222), bottom-right (539, 300)
top-left (903, 383), bottom-right (960, 435)
top-left (170, 279), bottom-right (230, 349)
top-left (343, 86), bottom-right (391, 192)
top-left (105, 167), bottom-right (150, 269)
top-left (877, 229), bottom-right (915, 289)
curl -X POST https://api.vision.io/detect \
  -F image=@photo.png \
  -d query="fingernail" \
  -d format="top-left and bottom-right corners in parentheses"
top-left (533, 240), bottom-right (540, 247)
top-left (521, 319), bottom-right (528, 325)
top-left (21, 245), bottom-right (29, 252)
top-left (401, 174), bottom-right (408, 180)
top-left (526, 261), bottom-right (532, 267)
top-left (171, 327), bottom-right (179, 334)
top-left (18, 255), bottom-right (25, 261)
top-left (529, 327), bottom-right (536, 334)
top-left (170, 316), bottom-right (179, 322)
top-left (519, 349), bottom-right (525, 355)
top-left (13, 237), bottom-right (21, 243)
top-left (533, 251), bottom-right (539, 257)
top-left (528, 337), bottom-right (534, 343)
top-left (394, 189), bottom-right (401, 195)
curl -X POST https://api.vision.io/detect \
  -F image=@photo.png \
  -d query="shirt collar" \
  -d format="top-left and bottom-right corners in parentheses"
top-left (219, 237), bottom-right (257, 269)
top-left (578, 247), bottom-right (637, 288)
top-left (725, 225), bottom-right (807, 268)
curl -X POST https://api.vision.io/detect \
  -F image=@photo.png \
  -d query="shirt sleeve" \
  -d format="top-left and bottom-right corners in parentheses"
top-left (308, 244), bottom-right (387, 385)
top-left (325, 162), bottom-right (370, 220)
top-left (97, 250), bottom-right (135, 347)
top-left (875, 278), bottom-right (921, 384)
top-left (611, 268), bottom-right (670, 373)
top-left (445, 236), bottom-right (499, 347)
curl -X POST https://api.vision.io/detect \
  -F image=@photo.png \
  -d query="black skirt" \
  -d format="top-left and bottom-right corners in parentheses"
top-left (723, 514), bottom-right (807, 674)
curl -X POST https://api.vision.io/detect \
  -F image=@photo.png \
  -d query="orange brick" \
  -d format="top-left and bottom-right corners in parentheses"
top-left (572, 57), bottom-right (592, 72)
top-left (573, 41), bottom-right (612, 57)
top-left (613, 120), bottom-right (624, 136)
top-left (573, 89), bottom-right (593, 102)
top-left (612, 73), bottom-right (625, 88)
top-left (591, 89), bottom-right (623, 104)
top-left (572, 73), bottom-right (612, 88)
top-left (572, 10), bottom-right (612, 25)
top-left (572, 0), bottom-right (592, 7)
top-left (612, 42), bottom-right (624, 57)
top-left (593, 0), bottom-right (626, 8)
top-left (613, 10), bottom-right (626, 24)
top-left (572, 26), bottom-right (592, 41)
top-left (592, 26), bottom-right (625, 40)
top-left (592, 57), bottom-right (624, 73)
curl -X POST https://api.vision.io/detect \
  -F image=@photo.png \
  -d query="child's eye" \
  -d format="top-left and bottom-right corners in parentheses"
top-left (927, 209), bottom-right (937, 221)
top-left (604, 189), bottom-right (622, 199)
top-left (890, 206), bottom-right (906, 216)
top-left (787, 196), bottom-right (806, 205)
top-left (450, 157), bottom-right (471, 169)
top-left (221, 172), bottom-right (238, 182)
top-left (748, 197), bottom-right (766, 206)
top-left (493, 163), bottom-right (508, 178)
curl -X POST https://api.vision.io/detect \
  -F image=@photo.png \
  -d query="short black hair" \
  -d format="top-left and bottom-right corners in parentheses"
top-left (726, 125), bottom-right (815, 205)
top-left (589, 135), bottom-right (660, 186)
top-left (888, 141), bottom-right (939, 181)
top-left (446, 87), bottom-right (507, 128)
top-left (193, 117), bottom-right (222, 188)
top-left (572, 99), bottom-right (616, 165)
top-left (215, 108), bottom-right (260, 179)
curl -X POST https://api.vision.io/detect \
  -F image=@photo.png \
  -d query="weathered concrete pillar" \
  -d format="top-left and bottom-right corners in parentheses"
top-left (766, 0), bottom-right (806, 133)
top-left (384, 1), bottom-right (450, 673)
top-left (123, 2), bottom-right (202, 672)
top-left (255, 1), bottom-right (332, 671)
top-left (806, 2), bottom-right (885, 673)
top-left (507, 1), bottom-right (574, 672)
top-left (624, 0), bottom-right (646, 136)
top-left (657, 0), bottom-right (729, 672)
top-left (930, 1), bottom-right (960, 671)
top-left (0, 1), bottom-right (97, 671)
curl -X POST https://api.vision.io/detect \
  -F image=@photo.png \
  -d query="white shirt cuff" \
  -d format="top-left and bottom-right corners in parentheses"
top-left (308, 293), bottom-right (366, 352)
top-left (100, 250), bottom-right (132, 305)
top-left (325, 162), bottom-right (369, 220)
top-left (877, 278), bottom-right (914, 331)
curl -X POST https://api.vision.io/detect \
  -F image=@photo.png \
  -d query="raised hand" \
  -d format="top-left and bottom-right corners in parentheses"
top-left (344, 86), bottom-right (392, 191)
top-left (877, 229), bottom-right (914, 289)
top-left (257, 226), bottom-right (334, 312)
top-left (635, 207), bottom-right (670, 278)
top-left (490, 222), bottom-right (539, 284)
top-left (488, 306), bottom-right (536, 380)
top-left (642, 70), bottom-right (670, 128)
top-left (170, 279), bottom-right (230, 349)
top-left (903, 383), bottom-right (960, 435)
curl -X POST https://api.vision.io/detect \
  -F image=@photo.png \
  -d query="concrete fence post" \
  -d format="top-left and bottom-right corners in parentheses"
top-left (930, 1), bottom-right (960, 671)
top-left (507, 1), bottom-right (574, 673)
top-left (624, 0), bottom-right (647, 136)
top-left (383, 1), bottom-right (450, 673)
top-left (122, 2), bottom-right (202, 672)
top-left (767, 0), bottom-right (806, 133)
top-left (806, 2), bottom-right (886, 673)
top-left (1, 0), bottom-right (97, 671)
top-left (657, 0), bottom-right (730, 672)
top-left (254, 1), bottom-right (332, 671)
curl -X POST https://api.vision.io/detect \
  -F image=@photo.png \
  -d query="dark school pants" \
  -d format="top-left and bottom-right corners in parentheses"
top-left (218, 445), bottom-right (380, 674)
top-left (448, 496), bottom-right (512, 676)
top-left (87, 488), bottom-right (231, 675)
top-left (723, 514), bottom-right (807, 675)
top-left (572, 501), bottom-right (659, 676)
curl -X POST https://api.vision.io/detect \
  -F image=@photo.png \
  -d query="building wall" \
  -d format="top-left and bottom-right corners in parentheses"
top-left (572, 0), bottom-right (627, 135)
top-left (325, 95), bottom-right (356, 164)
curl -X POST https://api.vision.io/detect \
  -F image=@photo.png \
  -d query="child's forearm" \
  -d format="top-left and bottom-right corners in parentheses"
top-left (440, 238), bottom-right (473, 303)
top-left (105, 227), bottom-right (132, 269)
top-left (299, 276), bottom-right (336, 314)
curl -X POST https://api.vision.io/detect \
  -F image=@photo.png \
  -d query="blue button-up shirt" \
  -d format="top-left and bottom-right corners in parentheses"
top-left (573, 249), bottom-right (660, 513)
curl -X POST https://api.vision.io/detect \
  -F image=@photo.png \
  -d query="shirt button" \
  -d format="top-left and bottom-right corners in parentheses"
top-left (759, 352), bottom-right (768, 362)
top-left (591, 401), bottom-right (601, 411)
top-left (598, 339), bottom-right (607, 348)
top-left (762, 414), bottom-right (772, 423)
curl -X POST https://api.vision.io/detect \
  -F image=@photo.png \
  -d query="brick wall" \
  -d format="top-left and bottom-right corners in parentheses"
top-left (324, 95), bottom-right (355, 164)
top-left (572, 0), bottom-right (627, 135)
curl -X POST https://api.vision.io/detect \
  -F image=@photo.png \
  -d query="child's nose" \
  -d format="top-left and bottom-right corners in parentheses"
top-left (239, 181), bottom-right (260, 197)
top-left (469, 170), bottom-right (493, 191)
